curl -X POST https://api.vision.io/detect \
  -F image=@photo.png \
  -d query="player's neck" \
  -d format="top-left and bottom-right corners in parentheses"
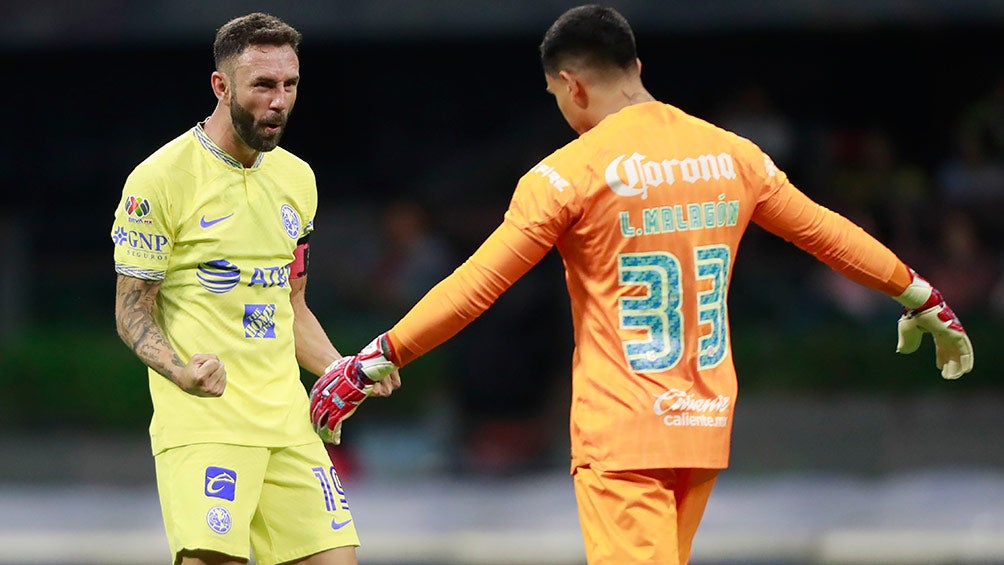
top-left (590, 83), bottom-right (655, 128)
top-left (610, 81), bottom-right (655, 113)
top-left (203, 110), bottom-right (260, 168)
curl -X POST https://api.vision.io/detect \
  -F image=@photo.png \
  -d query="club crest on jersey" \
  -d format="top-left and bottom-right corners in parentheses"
top-left (606, 152), bottom-right (737, 199)
top-left (280, 204), bottom-right (300, 239)
top-left (204, 466), bottom-right (237, 501)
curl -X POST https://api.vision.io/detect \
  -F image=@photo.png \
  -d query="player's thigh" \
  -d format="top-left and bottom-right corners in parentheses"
top-left (155, 443), bottom-right (270, 563)
top-left (572, 466), bottom-right (719, 565)
top-left (674, 468), bottom-right (719, 564)
top-left (249, 440), bottom-right (359, 565)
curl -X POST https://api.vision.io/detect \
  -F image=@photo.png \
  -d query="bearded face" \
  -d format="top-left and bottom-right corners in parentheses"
top-left (230, 96), bottom-right (287, 152)
top-left (220, 43), bottom-right (299, 155)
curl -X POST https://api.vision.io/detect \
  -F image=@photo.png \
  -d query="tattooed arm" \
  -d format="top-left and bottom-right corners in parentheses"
top-left (114, 274), bottom-right (226, 397)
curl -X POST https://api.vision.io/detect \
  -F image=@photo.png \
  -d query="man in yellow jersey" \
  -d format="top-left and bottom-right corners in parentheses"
top-left (111, 13), bottom-right (397, 565)
top-left (309, 5), bottom-right (974, 564)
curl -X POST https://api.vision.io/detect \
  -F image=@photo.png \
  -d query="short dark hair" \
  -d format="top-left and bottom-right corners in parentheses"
top-left (539, 5), bottom-right (637, 76)
top-left (213, 13), bottom-right (302, 70)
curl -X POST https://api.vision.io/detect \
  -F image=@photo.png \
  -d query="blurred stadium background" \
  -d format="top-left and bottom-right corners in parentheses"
top-left (2, 1), bottom-right (1004, 563)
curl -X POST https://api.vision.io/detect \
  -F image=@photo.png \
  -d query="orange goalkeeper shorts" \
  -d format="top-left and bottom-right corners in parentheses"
top-left (572, 465), bottom-right (719, 564)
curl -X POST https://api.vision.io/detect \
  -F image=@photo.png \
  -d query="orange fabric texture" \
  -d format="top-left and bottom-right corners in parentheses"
top-left (573, 466), bottom-right (719, 565)
top-left (387, 101), bottom-right (909, 470)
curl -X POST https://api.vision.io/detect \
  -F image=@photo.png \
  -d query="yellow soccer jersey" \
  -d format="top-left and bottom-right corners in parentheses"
top-left (112, 124), bottom-right (318, 454)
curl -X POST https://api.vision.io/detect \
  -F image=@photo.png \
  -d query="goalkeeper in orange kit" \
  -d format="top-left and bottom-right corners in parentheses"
top-left (309, 5), bottom-right (974, 564)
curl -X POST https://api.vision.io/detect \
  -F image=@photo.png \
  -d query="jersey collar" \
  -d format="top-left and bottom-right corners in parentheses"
top-left (193, 122), bottom-right (265, 169)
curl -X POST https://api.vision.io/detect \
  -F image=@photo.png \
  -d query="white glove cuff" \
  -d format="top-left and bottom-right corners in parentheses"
top-left (358, 335), bottom-right (398, 382)
top-left (895, 273), bottom-right (933, 309)
top-left (359, 356), bottom-right (396, 381)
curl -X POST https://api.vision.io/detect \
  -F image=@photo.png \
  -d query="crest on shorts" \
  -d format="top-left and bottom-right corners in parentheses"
top-left (207, 506), bottom-right (232, 534)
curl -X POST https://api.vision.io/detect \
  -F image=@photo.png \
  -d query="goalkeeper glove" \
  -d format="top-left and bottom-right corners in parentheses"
top-left (309, 334), bottom-right (399, 444)
top-left (894, 269), bottom-right (973, 380)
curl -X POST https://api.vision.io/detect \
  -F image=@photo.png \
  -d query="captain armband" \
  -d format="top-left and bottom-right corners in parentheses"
top-left (290, 236), bottom-right (311, 279)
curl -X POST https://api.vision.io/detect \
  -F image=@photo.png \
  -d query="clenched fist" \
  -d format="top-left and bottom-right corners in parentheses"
top-left (174, 353), bottom-right (227, 397)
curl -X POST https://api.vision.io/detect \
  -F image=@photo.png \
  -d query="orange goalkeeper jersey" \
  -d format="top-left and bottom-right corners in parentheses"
top-left (387, 101), bottom-right (910, 471)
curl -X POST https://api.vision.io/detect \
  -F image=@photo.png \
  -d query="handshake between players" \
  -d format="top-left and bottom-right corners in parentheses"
top-left (309, 334), bottom-right (400, 445)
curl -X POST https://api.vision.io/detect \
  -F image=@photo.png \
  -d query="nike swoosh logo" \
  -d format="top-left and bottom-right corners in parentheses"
top-left (331, 518), bottom-right (353, 530)
top-left (200, 214), bottom-right (234, 228)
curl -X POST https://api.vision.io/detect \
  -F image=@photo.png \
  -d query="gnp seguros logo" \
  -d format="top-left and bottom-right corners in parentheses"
top-left (112, 226), bottom-right (169, 262)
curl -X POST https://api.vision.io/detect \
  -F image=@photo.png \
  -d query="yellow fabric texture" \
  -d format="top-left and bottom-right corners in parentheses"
top-left (112, 125), bottom-right (319, 453)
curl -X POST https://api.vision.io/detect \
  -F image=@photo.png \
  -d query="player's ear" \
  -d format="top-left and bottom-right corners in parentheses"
top-left (559, 70), bottom-right (588, 109)
top-left (211, 70), bottom-right (230, 104)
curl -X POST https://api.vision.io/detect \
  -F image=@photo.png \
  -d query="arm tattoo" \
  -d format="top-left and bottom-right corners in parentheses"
top-left (115, 276), bottom-right (184, 383)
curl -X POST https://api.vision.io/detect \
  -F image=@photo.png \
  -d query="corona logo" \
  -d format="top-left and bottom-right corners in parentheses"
top-left (606, 152), bottom-right (737, 199)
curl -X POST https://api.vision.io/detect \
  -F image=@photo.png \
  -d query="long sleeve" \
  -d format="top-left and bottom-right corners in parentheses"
top-left (752, 180), bottom-right (912, 295)
top-left (386, 221), bottom-right (552, 366)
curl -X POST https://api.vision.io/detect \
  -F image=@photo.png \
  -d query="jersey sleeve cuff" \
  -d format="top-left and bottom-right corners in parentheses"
top-left (894, 268), bottom-right (933, 309)
top-left (115, 263), bottom-right (166, 281)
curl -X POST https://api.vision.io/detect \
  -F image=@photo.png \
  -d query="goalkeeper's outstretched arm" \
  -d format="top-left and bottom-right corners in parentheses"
top-left (307, 221), bottom-right (548, 443)
top-left (753, 180), bottom-right (973, 379)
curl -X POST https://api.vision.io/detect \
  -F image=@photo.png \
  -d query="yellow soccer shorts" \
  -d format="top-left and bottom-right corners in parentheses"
top-left (154, 441), bottom-right (359, 565)
top-left (573, 466), bottom-right (719, 565)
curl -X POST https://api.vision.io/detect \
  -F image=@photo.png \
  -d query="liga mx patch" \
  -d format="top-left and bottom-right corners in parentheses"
top-left (243, 303), bottom-right (276, 338)
top-left (205, 466), bottom-right (237, 501)
top-left (123, 195), bottom-right (153, 224)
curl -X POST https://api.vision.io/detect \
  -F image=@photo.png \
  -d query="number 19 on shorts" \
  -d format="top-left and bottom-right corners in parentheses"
top-left (617, 245), bottom-right (730, 372)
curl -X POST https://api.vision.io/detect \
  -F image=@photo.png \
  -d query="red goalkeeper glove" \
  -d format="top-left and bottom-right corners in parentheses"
top-left (309, 334), bottom-right (398, 444)
top-left (894, 269), bottom-right (974, 380)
